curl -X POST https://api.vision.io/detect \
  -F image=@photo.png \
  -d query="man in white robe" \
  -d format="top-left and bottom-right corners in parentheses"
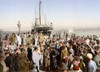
top-left (32, 47), bottom-right (40, 72)
top-left (16, 33), bottom-right (21, 48)
top-left (37, 45), bottom-right (43, 65)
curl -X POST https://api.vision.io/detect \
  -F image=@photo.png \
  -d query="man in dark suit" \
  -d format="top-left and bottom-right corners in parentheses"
top-left (5, 52), bottom-right (15, 72)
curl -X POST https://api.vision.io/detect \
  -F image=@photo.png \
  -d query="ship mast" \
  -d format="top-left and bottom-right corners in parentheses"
top-left (39, 0), bottom-right (42, 25)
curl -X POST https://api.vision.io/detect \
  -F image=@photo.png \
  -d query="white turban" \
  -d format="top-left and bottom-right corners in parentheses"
top-left (87, 53), bottom-right (93, 59)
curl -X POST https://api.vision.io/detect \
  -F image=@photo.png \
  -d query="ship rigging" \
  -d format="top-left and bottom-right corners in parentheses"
top-left (31, 0), bottom-right (53, 36)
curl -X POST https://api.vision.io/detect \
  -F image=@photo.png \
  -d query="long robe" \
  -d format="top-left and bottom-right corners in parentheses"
top-left (32, 51), bottom-right (40, 70)
top-left (50, 50), bottom-right (58, 70)
top-left (44, 49), bottom-right (50, 70)
top-left (27, 47), bottom-right (32, 61)
top-left (16, 35), bottom-right (21, 47)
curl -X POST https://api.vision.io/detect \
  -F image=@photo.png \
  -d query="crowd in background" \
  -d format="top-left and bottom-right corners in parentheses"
top-left (0, 32), bottom-right (100, 72)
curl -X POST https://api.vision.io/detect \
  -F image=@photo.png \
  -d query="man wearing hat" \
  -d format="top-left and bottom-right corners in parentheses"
top-left (32, 47), bottom-right (40, 72)
top-left (87, 53), bottom-right (97, 72)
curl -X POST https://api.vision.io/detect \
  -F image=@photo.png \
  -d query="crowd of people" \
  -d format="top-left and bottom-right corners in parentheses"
top-left (0, 32), bottom-right (100, 72)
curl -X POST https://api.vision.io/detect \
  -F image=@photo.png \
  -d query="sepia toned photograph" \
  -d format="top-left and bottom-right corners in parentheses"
top-left (0, 0), bottom-right (100, 72)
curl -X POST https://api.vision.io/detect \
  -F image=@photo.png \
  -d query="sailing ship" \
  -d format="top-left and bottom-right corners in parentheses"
top-left (31, 0), bottom-right (53, 36)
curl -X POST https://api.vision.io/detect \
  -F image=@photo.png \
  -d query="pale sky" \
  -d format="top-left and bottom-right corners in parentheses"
top-left (0, 0), bottom-right (100, 31)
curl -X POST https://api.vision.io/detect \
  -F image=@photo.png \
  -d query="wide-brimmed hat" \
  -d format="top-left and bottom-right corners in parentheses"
top-left (58, 63), bottom-right (68, 71)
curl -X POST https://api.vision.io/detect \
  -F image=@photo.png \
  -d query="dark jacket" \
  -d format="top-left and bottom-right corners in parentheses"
top-left (27, 47), bottom-right (32, 61)
top-left (5, 55), bottom-right (14, 69)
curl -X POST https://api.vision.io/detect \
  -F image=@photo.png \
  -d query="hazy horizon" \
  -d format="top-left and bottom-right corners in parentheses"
top-left (0, 0), bottom-right (100, 31)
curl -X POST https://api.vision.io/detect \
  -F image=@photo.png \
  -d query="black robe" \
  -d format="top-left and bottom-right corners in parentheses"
top-left (27, 47), bottom-right (32, 61)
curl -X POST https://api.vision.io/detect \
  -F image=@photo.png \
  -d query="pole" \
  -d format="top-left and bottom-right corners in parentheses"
top-left (17, 21), bottom-right (21, 34)
top-left (19, 28), bottom-right (20, 34)
top-left (39, 0), bottom-right (41, 25)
